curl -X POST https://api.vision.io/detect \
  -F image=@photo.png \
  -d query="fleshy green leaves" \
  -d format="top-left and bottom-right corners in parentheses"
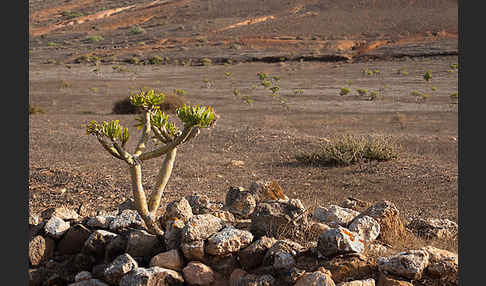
top-left (176, 104), bottom-right (217, 128)
top-left (86, 120), bottom-right (130, 145)
top-left (150, 109), bottom-right (181, 137)
top-left (129, 89), bottom-right (165, 110)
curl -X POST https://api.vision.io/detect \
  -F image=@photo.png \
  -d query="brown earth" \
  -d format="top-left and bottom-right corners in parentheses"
top-left (29, 0), bottom-right (458, 251)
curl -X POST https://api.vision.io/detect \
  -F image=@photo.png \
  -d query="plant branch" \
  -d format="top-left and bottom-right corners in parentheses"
top-left (148, 147), bottom-right (177, 213)
top-left (134, 111), bottom-right (152, 156)
top-left (96, 135), bottom-right (124, 160)
top-left (139, 125), bottom-right (194, 161)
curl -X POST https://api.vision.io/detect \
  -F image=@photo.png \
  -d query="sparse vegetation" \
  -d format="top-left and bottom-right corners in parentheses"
top-left (340, 87), bottom-right (351, 96)
top-left (86, 35), bottom-right (104, 43)
top-left (130, 25), bottom-right (145, 35)
top-left (423, 70), bottom-right (433, 82)
top-left (296, 134), bottom-right (399, 166)
top-left (356, 88), bottom-right (368, 97)
top-left (201, 58), bottom-right (212, 66)
top-left (29, 104), bottom-right (44, 114)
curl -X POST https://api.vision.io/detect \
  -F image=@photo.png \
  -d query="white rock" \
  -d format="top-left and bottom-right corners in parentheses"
top-left (314, 205), bottom-right (360, 226)
top-left (104, 253), bottom-right (138, 285)
top-left (109, 209), bottom-right (145, 231)
top-left (119, 266), bottom-right (184, 286)
top-left (318, 226), bottom-right (364, 257)
top-left (337, 278), bottom-right (375, 286)
top-left (206, 226), bottom-right (254, 256)
top-left (182, 214), bottom-right (225, 242)
top-left (44, 216), bottom-right (71, 239)
top-left (86, 216), bottom-right (116, 229)
top-left (348, 215), bottom-right (380, 243)
top-left (377, 249), bottom-right (429, 280)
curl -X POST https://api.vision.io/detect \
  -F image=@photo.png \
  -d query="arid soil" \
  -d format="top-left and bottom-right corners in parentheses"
top-left (29, 0), bottom-right (458, 251)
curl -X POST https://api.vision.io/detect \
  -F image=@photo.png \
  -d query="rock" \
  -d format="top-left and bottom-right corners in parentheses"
top-left (318, 227), bottom-right (365, 257)
top-left (29, 268), bottom-right (47, 286)
top-left (150, 249), bottom-right (184, 271)
top-left (213, 210), bottom-right (236, 223)
top-left (86, 216), bottom-right (116, 229)
top-left (104, 253), bottom-right (138, 285)
top-left (225, 186), bottom-right (256, 218)
top-left (181, 240), bottom-right (206, 261)
top-left (234, 219), bottom-right (252, 231)
top-left (322, 255), bottom-right (376, 284)
top-left (125, 229), bottom-right (162, 258)
top-left (91, 264), bottom-right (108, 280)
top-left (74, 271), bottom-right (92, 282)
top-left (367, 243), bottom-right (390, 257)
top-left (377, 249), bottom-right (429, 280)
top-left (310, 222), bottom-right (332, 234)
top-left (376, 272), bottom-right (413, 286)
top-left (83, 230), bottom-right (118, 260)
top-left (313, 205), bottom-right (360, 227)
top-left (118, 198), bottom-right (137, 212)
top-left (421, 246), bottom-right (458, 282)
top-left (109, 209), bottom-right (146, 232)
top-left (119, 267), bottom-right (184, 286)
top-left (340, 198), bottom-right (372, 212)
top-left (29, 235), bottom-right (55, 266)
top-left (206, 226), bottom-right (254, 256)
top-left (162, 197), bottom-right (193, 224)
top-left (262, 240), bottom-right (304, 270)
top-left (68, 278), bottom-right (110, 286)
top-left (238, 236), bottom-right (277, 270)
top-left (57, 224), bottom-right (92, 255)
top-left (229, 268), bottom-right (248, 286)
top-left (407, 218), bottom-right (458, 240)
top-left (249, 180), bottom-right (289, 202)
top-left (104, 235), bottom-right (127, 263)
top-left (235, 273), bottom-right (276, 286)
top-left (185, 194), bottom-right (218, 215)
top-left (358, 200), bottom-right (406, 245)
top-left (29, 221), bottom-right (45, 241)
top-left (41, 206), bottom-right (80, 221)
top-left (29, 213), bottom-right (42, 226)
top-left (250, 199), bottom-right (308, 238)
top-left (348, 216), bottom-right (380, 244)
top-left (337, 278), bottom-right (375, 286)
top-left (182, 214), bottom-right (226, 242)
top-left (182, 261), bottom-right (215, 286)
top-left (164, 219), bottom-right (185, 250)
top-left (44, 216), bottom-right (71, 239)
top-left (208, 253), bottom-right (240, 277)
top-left (294, 269), bottom-right (336, 286)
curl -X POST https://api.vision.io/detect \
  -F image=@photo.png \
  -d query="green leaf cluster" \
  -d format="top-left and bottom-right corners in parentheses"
top-left (129, 89), bottom-right (165, 110)
top-left (176, 104), bottom-right (217, 128)
top-left (150, 110), bottom-right (180, 137)
top-left (86, 120), bottom-right (130, 145)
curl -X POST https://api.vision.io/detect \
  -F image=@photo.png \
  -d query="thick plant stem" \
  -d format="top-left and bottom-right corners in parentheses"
top-left (129, 164), bottom-right (164, 236)
top-left (148, 148), bottom-right (177, 213)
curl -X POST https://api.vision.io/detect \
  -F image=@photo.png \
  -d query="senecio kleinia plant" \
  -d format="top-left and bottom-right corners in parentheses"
top-left (86, 89), bottom-right (218, 235)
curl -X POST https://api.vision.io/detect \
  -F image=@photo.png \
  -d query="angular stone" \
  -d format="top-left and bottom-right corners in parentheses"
top-left (322, 255), bottom-right (376, 284)
top-left (348, 215), bottom-right (380, 243)
top-left (74, 271), bottom-right (92, 282)
top-left (109, 209), bottom-right (146, 232)
top-left (376, 272), bottom-right (413, 286)
top-left (250, 199), bottom-right (308, 238)
top-left (262, 240), bottom-right (304, 270)
top-left (236, 273), bottom-right (276, 286)
top-left (238, 236), bottom-right (277, 270)
top-left (41, 206), bottom-right (80, 221)
top-left (29, 268), bottom-right (47, 286)
top-left (162, 197), bottom-right (193, 223)
top-left (68, 278), bottom-right (110, 286)
top-left (318, 227), bottom-right (365, 257)
top-left (230, 268), bottom-right (248, 286)
top-left (407, 218), bottom-right (458, 240)
top-left (83, 230), bottom-right (118, 260)
top-left (104, 235), bottom-right (127, 263)
top-left (182, 214), bottom-right (225, 242)
top-left (150, 249), bottom-right (184, 271)
top-left (377, 250), bottom-right (429, 280)
top-left (104, 253), bottom-right (138, 285)
top-left (181, 240), bottom-right (206, 261)
top-left (44, 216), bottom-right (71, 239)
top-left (86, 216), bottom-right (116, 229)
top-left (125, 229), bottom-right (162, 258)
top-left (337, 279), bottom-right (375, 286)
top-left (182, 261), bottom-right (215, 286)
top-left (29, 235), bottom-right (55, 266)
top-left (185, 194), bottom-right (218, 215)
top-left (57, 224), bottom-right (92, 255)
top-left (358, 200), bottom-right (406, 244)
top-left (213, 210), bottom-right (236, 223)
top-left (208, 253), bottom-right (239, 277)
top-left (119, 267), bottom-right (184, 286)
top-left (164, 219), bottom-right (185, 250)
top-left (294, 269), bottom-right (336, 286)
top-left (206, 226), bottom-right (254, 256)
top-left (313, 205), bottom-right (360, 226)
top-left (340, 198), bottom-right (372, 212)
top-left (249, 180), bottom-right (289, 202)
top-left (421, 246), bottom-right (458, 281)
top-left (225, 186), bottom-right (256, 218)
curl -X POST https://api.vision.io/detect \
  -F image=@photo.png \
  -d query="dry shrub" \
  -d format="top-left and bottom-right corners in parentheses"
top-left (296, 134), bottom-right (399, 166)
top-left (112, 93), bottom-right (187, 114)
top-left (29, 104), bottom-right (44, 114)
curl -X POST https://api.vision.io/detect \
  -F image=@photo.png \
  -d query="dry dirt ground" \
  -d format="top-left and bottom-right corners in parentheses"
top-left (29, 0), bottom-right (458, 251)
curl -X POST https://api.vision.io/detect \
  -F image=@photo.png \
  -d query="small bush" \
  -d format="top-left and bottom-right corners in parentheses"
top-left (339, 87), bottom-right (351, 96)
top-left (112, 93), bottom-right (187, 114)
top-left (296, 134), bottom-right (399, 166)
top-left (356, 88), bottom-right (368, 96)
top-left (86, 35), bottom-right (104, 43)
top-left (201, 58), bottom-right (212, 66)
top-left (29, 104), bottom-right (44, 114)
top-left (130, 25), bottom-right (145, 35)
